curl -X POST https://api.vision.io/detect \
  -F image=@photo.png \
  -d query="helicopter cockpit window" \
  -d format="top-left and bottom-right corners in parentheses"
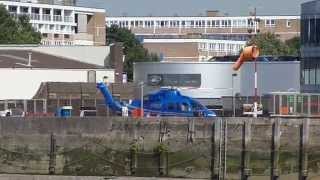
top-left (191, 101), bottom-right (203, 111)
top-left (180, 102), bottom-right (189, 112)
top-left (167, 103), bottom-right (176, 111)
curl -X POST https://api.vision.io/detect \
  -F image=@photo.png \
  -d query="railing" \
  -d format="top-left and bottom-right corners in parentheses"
top-left (41, 40), bottom-right (74, 46)
top-left (30, 13), bottom-right (40, 20)
top-left (64, 16), bottom-right (73, 22)
top-left (42, 14), bottom-right (51, 21)
top-left (53, 15), bottom-right (62, 22)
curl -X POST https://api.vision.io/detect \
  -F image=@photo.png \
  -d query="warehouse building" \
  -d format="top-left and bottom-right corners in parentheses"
top-left (134, 58), bottom-right (300, 107)
top-left (0, 48), bottom-right (114, 100)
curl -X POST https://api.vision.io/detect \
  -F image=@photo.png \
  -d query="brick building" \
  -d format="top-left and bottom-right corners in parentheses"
top-left (106, 12), bottom-right (300, 61)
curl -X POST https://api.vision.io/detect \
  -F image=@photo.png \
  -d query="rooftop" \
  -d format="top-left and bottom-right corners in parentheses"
top-left (0, 50), bottom-right (104, 69)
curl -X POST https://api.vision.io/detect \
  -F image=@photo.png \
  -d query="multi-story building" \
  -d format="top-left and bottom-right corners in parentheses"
top-left (143, 38), bottom-right (246, 61)
top-left (301, 0), bottom-right (320, 93)
top-left (0, 0), bottom-right (106, 46)
top-left (106, 13), bottom-right (300, 41)
top-left (106, 12), bottom-right (300, 60)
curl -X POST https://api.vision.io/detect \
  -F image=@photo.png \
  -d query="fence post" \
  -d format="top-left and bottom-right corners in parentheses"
top-left (299, 118), bottom-right (309, 180)
top-left (48, 133), bottom-right (56, 175)
top-left (271, 118), bottom-right (281, 180)
top-left (241, 119), bottom-right (251, 180)
top-left (211, 118), bottom-right (221, 179)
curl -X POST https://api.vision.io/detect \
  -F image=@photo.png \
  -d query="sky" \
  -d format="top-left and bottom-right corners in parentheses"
top-left (77, 0), bottom-right (311, 16)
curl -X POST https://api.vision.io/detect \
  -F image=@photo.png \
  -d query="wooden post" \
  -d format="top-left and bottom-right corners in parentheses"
top-left (159, 150), bottom-right (168, 176)
top-left (241, 119), bottom-right (252, 180)
top-left (271, 118), bottom-right (281, 180)
top-left (299, 118), bottom-right (309, 180)
top-left (130, 145), bottom-right (138, 175)
top-left (187, 119), bottom-right (195, 143)
top-left (48, 133), bottom-right (56, 175)
top-left (159, 119), bottom-right (168, 143)
top-left (211, 118), bottom-right (221, 179)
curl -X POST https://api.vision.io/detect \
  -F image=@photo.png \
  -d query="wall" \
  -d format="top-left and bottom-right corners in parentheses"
top-left (240, 61), bottom-right (301, 96)
top-left (133, 61), bottom-right (300, 99)
top-left (0, 69), bottom-right (114, 99)
top-left (143, 42), bottom-right (199, 61)
top-left (0, 117), bottom-right (319, 179)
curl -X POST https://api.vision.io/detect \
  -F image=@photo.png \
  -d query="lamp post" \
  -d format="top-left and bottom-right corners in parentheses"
top-left (232, 73), bottom-right (238, 117)
top-left (248, 8), bottom-right (260, 118)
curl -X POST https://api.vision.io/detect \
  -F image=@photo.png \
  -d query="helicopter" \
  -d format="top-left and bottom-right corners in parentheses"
top-left (97, 82), bottom-right (216, 117)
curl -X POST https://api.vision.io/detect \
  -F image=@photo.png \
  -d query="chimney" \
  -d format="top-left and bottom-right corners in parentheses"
top-left (110, 42), bottom-right (124, 84)
top-left (206, 10), bottom-right (220, 17)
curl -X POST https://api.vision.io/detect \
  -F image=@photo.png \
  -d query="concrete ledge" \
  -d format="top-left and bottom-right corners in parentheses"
top-left (0, 174), bottom-right (200, 180)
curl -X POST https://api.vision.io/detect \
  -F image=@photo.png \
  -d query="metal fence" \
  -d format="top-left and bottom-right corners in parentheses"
top-left (0, 98), bottom-right (109, 116)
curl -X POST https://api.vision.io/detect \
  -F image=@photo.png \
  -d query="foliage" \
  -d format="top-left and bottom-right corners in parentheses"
top-left (106, 25), bottom-right (159, 80)
top-left (247, 32), bottom-right (300, 56)
top-left (153, 143), bottom-right (169, 153)
top-left (285, 36), bottom-right (300, 56)
top-left (0, 5), bottom-right (41, 44)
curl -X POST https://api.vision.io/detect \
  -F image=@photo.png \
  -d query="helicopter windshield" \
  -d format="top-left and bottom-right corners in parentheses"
top-left (190, 100), bottom-right (205, 111)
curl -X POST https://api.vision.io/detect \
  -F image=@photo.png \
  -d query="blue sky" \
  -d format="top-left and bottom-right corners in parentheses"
top-left (77, 0), bottom-right (310, 16)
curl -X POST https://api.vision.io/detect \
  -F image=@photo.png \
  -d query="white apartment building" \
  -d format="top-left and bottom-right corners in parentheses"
top-left (106, 15), bottom-right (300, 41)
top-left (0, 0), bottom-right (106, 46)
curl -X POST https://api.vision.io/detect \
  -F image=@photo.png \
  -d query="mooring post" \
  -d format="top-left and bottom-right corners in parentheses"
top-left (241, 119), bottom-right (252, 180)
top-left (159, 119), bottom-right (168, 143)
top-left (48, 133), bottom-right (56, 175)
top-left (211, 118), bottom-right (221, 179)
top-left (130, 143), bottom-right (138, 176)
top-left (271, 118), bottom-right (281, 180)
top-left (187, 118), bottom-right (195, 143)
top-left (299, 118), bottom-right (309, 180)
top-left (158, 149), bottom-right (168, 176)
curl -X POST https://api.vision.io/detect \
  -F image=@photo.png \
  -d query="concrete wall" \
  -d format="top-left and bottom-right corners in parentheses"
top-left (0, 117), bottom-right (319, 179)
top-left (0, 69), bottom-right (114, 99)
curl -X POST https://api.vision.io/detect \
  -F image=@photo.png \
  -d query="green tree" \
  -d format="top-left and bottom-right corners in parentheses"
top-left (106, 25), bottom-right (159, 80)
top-left (285, 36), bottom-right (300, 56)
top-left (0, 5), bottom-right (41, 44)
top-left (247, 32), bottom-right (299, 56)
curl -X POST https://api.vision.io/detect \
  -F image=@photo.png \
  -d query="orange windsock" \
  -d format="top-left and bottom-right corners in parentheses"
top-left (232, 45), bottom-right (260, 71)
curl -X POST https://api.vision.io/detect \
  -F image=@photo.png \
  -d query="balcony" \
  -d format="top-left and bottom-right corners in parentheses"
top-left (64, 16), bottom-right (73, 23)
top-left (30, 13), bottom-right (40, 20)
top-left (53, 15), bottom-right (62, 22)
top-left (42, 14), bottom-right (51, 21)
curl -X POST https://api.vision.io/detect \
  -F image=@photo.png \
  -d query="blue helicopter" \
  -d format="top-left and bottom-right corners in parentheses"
top-left (97, 82), bottom-right (216, 117)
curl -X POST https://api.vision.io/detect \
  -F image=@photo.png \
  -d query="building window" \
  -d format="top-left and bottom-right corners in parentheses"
top-left (54, 34), bottom-right (59, 38)
top-left (286, 20), bottom-right (292, 28)
top-left (64, 34), bottom-right (70, 39)
top-left (42, 33), bottom-right (48, 38)
top-left (265, 19), bottom-right (276, 27)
